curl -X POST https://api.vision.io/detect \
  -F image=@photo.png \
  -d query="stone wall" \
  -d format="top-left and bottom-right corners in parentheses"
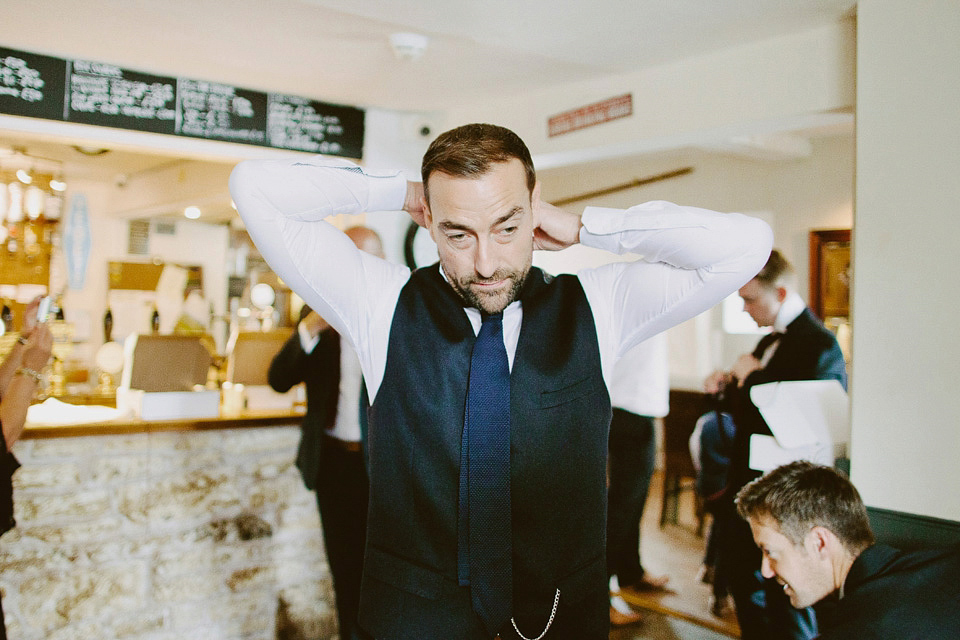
top-left (0, 426), bottom-right (338, 640)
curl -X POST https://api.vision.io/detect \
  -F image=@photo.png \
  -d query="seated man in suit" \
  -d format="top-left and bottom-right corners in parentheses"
top-left (736, 460), bottom-right (960, 639)
top-left (704, 249), bottom-right (847, 639)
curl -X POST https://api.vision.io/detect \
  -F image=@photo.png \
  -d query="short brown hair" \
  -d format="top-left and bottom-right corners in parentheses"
top-left (736, 461), bottom-right (874, 554)
top-left (420, 123), bottom-right (536, 205)
top-left (753, 249), bottom-right (796, 291)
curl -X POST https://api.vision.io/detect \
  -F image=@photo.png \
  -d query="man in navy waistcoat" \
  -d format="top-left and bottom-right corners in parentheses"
top-left (231, 123), bottom-right (772, 639)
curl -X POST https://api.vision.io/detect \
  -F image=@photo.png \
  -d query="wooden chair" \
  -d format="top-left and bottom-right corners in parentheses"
top-left (659, 389), bottom-right (710, 534)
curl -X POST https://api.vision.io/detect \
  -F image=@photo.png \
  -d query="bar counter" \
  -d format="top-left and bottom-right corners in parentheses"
top-left (2, 405), bottom-right (336, 640)
top-left (22, 407), bottom-right (305, 439)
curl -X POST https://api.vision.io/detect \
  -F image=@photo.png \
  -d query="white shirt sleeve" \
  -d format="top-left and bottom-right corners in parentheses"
top-left (229, 156), bottom-right (411, 398)
top-left (609, 332), bottom-right (670, 418)
top-left (577, 200), bottom-right (773, 382)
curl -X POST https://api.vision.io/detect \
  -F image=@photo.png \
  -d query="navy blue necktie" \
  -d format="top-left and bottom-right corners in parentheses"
top-left (457, 312), bottom-right (512, 634)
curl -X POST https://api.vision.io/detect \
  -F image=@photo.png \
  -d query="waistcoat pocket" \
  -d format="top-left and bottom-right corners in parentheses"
top-left (538, 375), bottom-right (603, 409)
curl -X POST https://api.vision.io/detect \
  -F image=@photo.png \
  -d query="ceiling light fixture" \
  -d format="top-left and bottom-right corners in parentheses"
top-left (49, 179), bottom-right (67, 192)
top-left (184, 206), bottom-right (201, 219)
top-left (16, 169), bottom-right (32, 184)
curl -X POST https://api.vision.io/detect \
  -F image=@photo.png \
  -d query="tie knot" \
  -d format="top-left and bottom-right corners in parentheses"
top-left (480, 311), bottom-right (503, 324)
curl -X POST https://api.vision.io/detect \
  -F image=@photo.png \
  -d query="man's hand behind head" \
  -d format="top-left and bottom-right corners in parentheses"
top-left (533, 200), bottom-right (582, 251)
top-left (405, 181), bottom-right (427, 228)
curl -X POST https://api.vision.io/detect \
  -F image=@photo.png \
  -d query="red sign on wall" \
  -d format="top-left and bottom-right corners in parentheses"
top-left (547, 94), bottom-right (632, 137)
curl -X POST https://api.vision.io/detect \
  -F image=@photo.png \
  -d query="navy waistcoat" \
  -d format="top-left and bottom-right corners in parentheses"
top-left (359, 265), bottom-right (612, 639)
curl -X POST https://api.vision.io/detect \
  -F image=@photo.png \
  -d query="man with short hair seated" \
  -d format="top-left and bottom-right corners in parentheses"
top-left (736, 460), bottom-right (960, 639)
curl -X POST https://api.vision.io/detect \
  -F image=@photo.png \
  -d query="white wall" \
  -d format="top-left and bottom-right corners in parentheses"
top-left (850, 0), bottom-right (960, 520)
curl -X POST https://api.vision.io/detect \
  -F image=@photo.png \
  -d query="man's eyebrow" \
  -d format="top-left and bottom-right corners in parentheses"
top-left (437, 207), bottom-right (525, 233)
top-left (494, 207), bottom-right (524, 226)
top-left (438, 220), bottom-right (472, 232)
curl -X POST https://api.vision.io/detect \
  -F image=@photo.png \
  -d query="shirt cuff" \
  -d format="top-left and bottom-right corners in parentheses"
top-left (579, 202), bottom-right (705, 254)
top-left (298, 322), bottom-right (321, 354)
top-left (579, 206), bottom-right (632, 254)
top-left (365, 172), bottom-right (409, 213)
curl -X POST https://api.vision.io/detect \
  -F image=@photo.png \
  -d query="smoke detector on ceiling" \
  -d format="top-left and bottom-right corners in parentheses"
top-left (389, 32), bottom-right (429, 62)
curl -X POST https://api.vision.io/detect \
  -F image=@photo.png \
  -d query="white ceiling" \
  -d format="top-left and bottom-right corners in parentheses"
top-left (0, 0), bottom-right (857, 221)
top-left (5, 0), bottom-right (856, 113)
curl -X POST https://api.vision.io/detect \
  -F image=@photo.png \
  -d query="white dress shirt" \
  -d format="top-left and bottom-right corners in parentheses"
top-left (609, 333), bottom-right (669, 419)
top-left (297, 321), bottom-right (363, 443)
top-left (773, 291), bottom-right (806, 333)
top-left (230, 156), bottom-right (772, 402)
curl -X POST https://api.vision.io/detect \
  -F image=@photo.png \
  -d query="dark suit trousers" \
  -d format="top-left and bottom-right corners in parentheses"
top-left (316, 437), bottom-right (370, 640)
top-left (606, 408), bottom-right (657, 585)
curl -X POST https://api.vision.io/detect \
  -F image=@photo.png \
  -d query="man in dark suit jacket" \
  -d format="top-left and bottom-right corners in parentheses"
top-left (736, 461), bottom-right (960, 639)
top-left (268, 226), bottom-right (383, 640)
top-left (704, 249), bottom-right (847, 639)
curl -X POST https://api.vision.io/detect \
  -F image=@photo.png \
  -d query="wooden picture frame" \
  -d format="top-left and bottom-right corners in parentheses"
top-left (809, 229), bottom-right (851, 320)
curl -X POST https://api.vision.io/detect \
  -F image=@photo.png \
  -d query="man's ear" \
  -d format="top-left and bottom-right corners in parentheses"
top-left (421, 195), bottom-right (437, 241)
top-left (807, 526), bottom-right (834, 558)
top-left (531, 180), bottom-right (542, 228)
top-left (776, 286), bottom-right (789, 303)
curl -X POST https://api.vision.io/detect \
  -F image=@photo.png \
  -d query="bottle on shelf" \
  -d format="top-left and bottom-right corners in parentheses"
top-left (103, 307), bottom-right (113, 343)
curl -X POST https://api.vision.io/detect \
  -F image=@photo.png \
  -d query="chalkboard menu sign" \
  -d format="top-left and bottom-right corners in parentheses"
top-left (177, 79), bottom-right (267, 145)
top-left (0, 45), bottom-right (364, 159)
top-left (268, 94), bottom-right (364, 158)
top-left (68, 59), bottom-right (177, 134)
top-left (0, 47), bottom-right (67, 122)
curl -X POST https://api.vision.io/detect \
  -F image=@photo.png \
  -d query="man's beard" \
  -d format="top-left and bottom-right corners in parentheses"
top-left (450, 268), bottom-right (527, 315)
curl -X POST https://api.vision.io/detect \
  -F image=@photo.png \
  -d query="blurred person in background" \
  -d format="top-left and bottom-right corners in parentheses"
top-left (1, 297), bottom-right (55, 639)
top-left (606, 334), bottom-right (670, 626)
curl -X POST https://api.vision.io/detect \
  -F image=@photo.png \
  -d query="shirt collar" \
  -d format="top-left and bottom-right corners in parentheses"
top-left (773, 292), bottom-right (805, 332)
